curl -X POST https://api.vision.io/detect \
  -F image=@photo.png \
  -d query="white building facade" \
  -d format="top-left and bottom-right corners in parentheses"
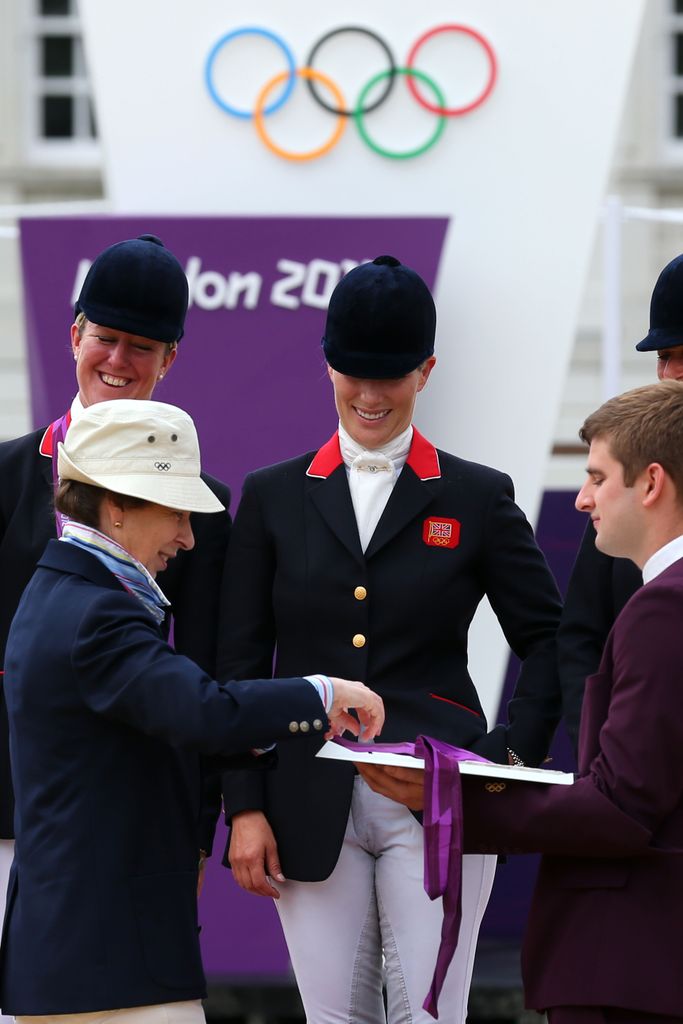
top-left (1, 0), bottom-right (681, 490)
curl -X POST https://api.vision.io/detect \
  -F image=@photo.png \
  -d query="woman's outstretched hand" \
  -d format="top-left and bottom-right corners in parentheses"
top-left (326, 678), bottom-right (384, 741)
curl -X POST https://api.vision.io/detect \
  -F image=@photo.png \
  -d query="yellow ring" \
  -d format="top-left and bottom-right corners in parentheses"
top-left (254, 67), bottom-right (347, 162)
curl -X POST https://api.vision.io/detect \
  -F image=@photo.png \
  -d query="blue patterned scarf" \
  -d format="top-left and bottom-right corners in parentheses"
top-left (60, 522), bottom-right (171, 625)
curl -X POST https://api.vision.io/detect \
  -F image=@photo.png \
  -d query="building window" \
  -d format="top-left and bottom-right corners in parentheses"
top-left (672, 27), bottom-right (683, 138)
top-left (24, 0), bottom-right (99, 164)
top-left (664, 0), bottom-right (683, 152)
top-left (42, 35), bottom-right (75, 78)
top-left (41, 0), bottom-right (71, 13)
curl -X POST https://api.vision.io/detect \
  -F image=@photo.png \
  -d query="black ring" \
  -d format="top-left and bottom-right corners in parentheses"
top-left (304, 26), bottom-right (397, 118)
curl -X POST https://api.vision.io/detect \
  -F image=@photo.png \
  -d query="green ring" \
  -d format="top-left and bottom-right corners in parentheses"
top-left (353, 67), bottom-right (447, 160)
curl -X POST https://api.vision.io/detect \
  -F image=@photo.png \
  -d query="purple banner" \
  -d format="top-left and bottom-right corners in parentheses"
top-left (19, 215), bottom-right (449, 978)
top-left (20, 216), bottom-right (449, 507)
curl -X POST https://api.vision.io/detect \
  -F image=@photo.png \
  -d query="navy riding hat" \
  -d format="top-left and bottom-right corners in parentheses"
top-left (74, 234), bottom-right (189, 344)
top-left (322, 255), bottom-right (436, 379)
top-left (636, 253), bottom-right (683, 352)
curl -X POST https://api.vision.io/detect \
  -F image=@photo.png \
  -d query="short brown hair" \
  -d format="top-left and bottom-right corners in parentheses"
top-left (580, 380), bottom-right (683, 493)
top-left (55, 480), bottom-right (147, 529)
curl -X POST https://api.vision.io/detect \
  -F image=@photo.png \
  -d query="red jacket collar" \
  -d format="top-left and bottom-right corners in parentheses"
top-left (306, 427), bottom-right (441, 481)
top-left (306, 434), bottom-right (343, 478)
top-left (407, 427), bottom-right (441, 480)
top-left (39, 410), bottom-right (72, 457)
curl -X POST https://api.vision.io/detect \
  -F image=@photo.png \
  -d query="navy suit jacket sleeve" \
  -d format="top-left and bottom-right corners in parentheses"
top-left (155, 470), bottom-right (231, 853)
top-left (160, 471), bottom-right (231, 676)
top-left (70, 588), bottom-right (326, 756)
top-left (474, 473), bottom-right (563, 767)
top-left (216, 473), bottom-right (275, 682)
top-left (557, 519), bottom-right (642, 754)
top-left (217, 473), bottom-right (276, 818)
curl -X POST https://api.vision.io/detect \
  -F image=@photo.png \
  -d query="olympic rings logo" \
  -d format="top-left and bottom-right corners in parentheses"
top-left (204, 24), bottom-right (497, 162)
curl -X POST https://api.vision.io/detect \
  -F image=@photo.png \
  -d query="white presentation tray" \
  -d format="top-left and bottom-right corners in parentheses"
top-left (317, 741), bottom-right (574, 785)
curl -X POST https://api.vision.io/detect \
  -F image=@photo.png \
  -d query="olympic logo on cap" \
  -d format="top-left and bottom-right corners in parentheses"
top-left (204, 24), bottom-right (497, 162)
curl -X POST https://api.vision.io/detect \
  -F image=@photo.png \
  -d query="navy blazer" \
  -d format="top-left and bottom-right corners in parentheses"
top-left (462, 557), bottom-right (683, 1016)
top-left (0, 541), bottom-right (327, 1015)
top-left (557, 518), bottom-right (642, 751)
top-left (219, 430), bottom-right (562, 881)
top-left (0, 420), bottom-right (231, 840)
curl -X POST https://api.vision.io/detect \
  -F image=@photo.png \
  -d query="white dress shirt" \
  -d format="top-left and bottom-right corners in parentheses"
top-left (642, 534), bottom-right (683, 584)
top-left (338, 422), bottom-right (412, 553)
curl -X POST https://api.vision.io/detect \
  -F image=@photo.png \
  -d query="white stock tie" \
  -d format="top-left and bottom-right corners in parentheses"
top-left (349, 451), bottom-right (395, 553)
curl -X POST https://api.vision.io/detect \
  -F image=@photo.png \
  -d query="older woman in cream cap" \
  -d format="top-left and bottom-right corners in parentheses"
top-left (0, 399), bottom-right (383, 1024)
top-left (0, 236), bottom-right (231, 987)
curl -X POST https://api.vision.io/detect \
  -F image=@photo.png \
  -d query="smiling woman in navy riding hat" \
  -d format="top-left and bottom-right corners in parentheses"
top-left (218, 256), bottom-right (563, 1024)
top-left (0, 236), bottom-right (231, 978)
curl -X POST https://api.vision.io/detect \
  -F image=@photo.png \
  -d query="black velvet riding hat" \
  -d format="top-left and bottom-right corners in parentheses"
top-left (321, 255), bottom-right (436, 378)
top-left (636, 253), bottom-right (683, 352)
top-left (74, 234), bottom-right (189, 344)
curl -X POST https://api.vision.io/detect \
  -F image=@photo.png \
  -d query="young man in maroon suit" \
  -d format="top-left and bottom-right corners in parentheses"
top-left (360, 379), bottom-right (683, 1024)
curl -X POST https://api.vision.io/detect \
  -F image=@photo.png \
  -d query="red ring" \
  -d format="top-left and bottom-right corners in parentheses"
top-left (406, 24), bottom-right (497, 117)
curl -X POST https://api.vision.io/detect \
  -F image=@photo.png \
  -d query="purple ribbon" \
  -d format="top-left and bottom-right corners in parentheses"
top-left (333, 735), bottom-right (490, 1019)
top-left (50, 412), bottom-right (70, 538)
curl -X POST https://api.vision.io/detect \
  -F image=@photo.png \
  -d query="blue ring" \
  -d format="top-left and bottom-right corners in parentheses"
top-left (204, 27), bottom-right (296, 120)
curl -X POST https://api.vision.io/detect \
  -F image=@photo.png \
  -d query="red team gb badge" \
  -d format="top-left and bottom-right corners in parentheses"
top-left (422, 517), bottom-right (460, 548)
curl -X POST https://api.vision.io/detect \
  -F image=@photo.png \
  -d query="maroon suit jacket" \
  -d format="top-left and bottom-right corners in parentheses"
top-left (462, 555), bottom-right (683, 1017)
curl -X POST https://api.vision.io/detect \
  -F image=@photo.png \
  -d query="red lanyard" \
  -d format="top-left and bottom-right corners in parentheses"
top-left (50, 412), bottom-right (71, 538)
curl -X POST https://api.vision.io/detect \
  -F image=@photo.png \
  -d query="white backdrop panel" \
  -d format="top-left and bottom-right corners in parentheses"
top-left (78, 0), bottom-right (643, 721)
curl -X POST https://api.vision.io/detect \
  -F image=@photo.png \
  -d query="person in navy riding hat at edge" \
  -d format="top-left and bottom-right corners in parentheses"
top-left (0, 398), bottom-right (384, 1022)
top-left (0, 235), bottom-right (231, 950)
top-left (218, 255), bottom-right (563, 1024)
top-left (558, 252), bottom-right (683, 755)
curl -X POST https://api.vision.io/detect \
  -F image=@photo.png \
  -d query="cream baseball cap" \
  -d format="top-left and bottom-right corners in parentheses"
top-left (57, 399), bottom-right (224, 513)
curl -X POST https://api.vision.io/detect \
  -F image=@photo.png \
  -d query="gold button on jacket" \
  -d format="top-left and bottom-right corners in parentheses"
top-left (352, 633), bottom-right (366, 648)
top-left (288, 721), bottom-right (299, 733)
top-left (354, 586), bottom-right (367, 601)
top-left (300, 721), bottom-right (310, 733)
